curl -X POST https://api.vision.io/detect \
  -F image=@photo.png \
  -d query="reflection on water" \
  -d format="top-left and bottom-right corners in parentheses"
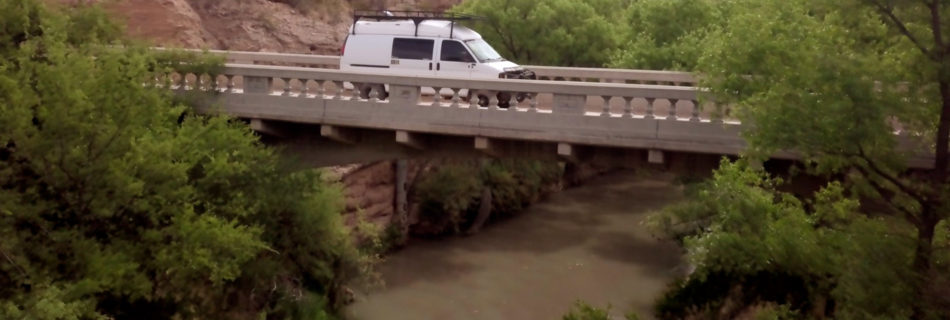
top-left (346, 171), bottom-right (684, 320)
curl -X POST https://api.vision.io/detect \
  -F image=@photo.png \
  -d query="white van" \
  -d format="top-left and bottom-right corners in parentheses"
top-left (340, 11), bottom-right (535, 106)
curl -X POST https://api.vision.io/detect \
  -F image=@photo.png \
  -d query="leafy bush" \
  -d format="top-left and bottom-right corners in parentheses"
top-left (411, 159), bottom-right (562, 236)
top-left (608, 0), bottom-right (723, 71)
top-left (0, 1), bottom-right (367, 318)
top-left (452, 0), bottom-right (621, 67)
top-left (413, 164), bottom-right (483, 235)
top-left (562, 300), bottom-right (640, 320)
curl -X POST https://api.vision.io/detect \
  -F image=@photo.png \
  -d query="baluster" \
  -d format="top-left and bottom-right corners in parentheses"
top-left (314, 80), bottom-right (325, 99)
top-left (210, 75), bottom-right (219, 92)
top-left (600, 95), bottom-right (611, 117)
top-left (690, 99), bottom-right (700, 122)
top-left (645, 98), bottom-right (655, 119)
top-left (299, 79), bottom-right (309, 97)
top-left (528, 94), bottom-right (538, 113)
top-left (450, 88), bottom-right (461, 108)
top-left (351, 82), bottom-right (362, 100)
top-left (507, 93), bottom-right (518, 111)
top-left (333, 81), bottom-right (344, 99)
top-left (468, 90), bottom-right (480, 109)
top-left (279, 78), bottom-right (289, 96)
top-left (369, 88), bottom-right (379, 102)
top-left (431, 87), bottom-right (442, 107)
top-left (622, 97), bottom-right (633, 118)
top-left (225, 75), bottom-right (235, 93)
top-left (490, 95), bottom-right (500, 110)
top-left (713, 105), bottom-right (726, 124)
top-left (668, 99), bottom-right (679, 120)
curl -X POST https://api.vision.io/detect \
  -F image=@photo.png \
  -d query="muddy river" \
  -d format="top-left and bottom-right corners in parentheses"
top-left (346, 171), bottom-right (685, 319)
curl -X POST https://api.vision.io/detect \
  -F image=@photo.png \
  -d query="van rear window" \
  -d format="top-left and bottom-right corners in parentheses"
top-left (392, 38), bottom-right (434, 60)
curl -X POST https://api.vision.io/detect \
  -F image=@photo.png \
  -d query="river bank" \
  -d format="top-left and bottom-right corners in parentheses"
top-left (346, 170), bottom-right (685, 319)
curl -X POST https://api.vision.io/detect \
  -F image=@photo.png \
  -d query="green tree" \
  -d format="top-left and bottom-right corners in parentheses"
top-left (609, 0), bottom-right (723, 70)
top-left (452, 0), bottom-right (621, 67)
top-left (0, 1), bottom-right (366, 318)
top-left (652, 0), bottom-right (950, 318)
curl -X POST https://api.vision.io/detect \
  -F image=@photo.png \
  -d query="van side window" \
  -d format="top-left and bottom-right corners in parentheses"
top-left (441, 41), bottom-right (475, 63)
top-left (392, 38), bottom-right (434, 60)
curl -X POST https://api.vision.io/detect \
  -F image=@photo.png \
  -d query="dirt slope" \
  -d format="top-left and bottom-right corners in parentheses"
top-left (89, 0), bottom-right (462, 54)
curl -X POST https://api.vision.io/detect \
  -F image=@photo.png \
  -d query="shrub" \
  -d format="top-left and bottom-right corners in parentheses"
top-left (0, 1), bottom-right (368, 318)
top-left (411, 159), bottom-right (562, 236)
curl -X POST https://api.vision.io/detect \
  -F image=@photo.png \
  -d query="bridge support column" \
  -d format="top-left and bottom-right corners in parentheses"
top-left (396, 130), bottom-right (426, 150)
top-left (557, 143), bottom-right (579, 163)
top-left (250, 118), bottom-right (288, 137)
top-left (648, 149), bottom-right (665, 164)
top-left (393, 159), bottom-right (409, 245)
top-left (320, 125), bottom-right (359, 144)
top-left (474, 137), bottom-right (499, 157)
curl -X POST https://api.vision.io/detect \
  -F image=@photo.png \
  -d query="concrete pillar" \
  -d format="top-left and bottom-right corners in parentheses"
top-left (244, 76), bottom-right (272, 94)
top-left (393, 159), bottom-right (409, 245)
top-left (389, 85), bottom-right (420, 106)
top-left (552, 93), bottom-right (587, 115)
top-left (466, 158), bottom-right (493, 235)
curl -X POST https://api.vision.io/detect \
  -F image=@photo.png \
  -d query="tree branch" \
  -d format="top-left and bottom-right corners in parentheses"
top-left (853, 164), bottom-right (922, 226)
top-left (856, 147), bottom-right (930, 205)
top-left (0, 246), bottom-right (29, 279)
top-left (874, 2), bottom-right (933, 58)
top-left (930, 0), bottom-right (944, 51)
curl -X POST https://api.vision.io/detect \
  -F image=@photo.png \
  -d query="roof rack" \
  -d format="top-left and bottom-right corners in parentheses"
top-left (351, 10), bottom-right (482, 38)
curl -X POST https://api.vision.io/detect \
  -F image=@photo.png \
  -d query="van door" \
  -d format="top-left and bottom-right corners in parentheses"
top-left (436, 39), bottom-right (475, 79)
top-left (391, 38), bottom-right (436, 76)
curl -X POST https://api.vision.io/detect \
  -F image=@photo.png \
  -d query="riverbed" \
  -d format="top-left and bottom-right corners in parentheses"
top-left (346, 171), bottom-right (685, 319)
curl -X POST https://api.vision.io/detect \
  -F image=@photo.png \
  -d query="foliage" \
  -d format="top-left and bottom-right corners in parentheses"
top-left (411, 159), bottom-right (562, 236)
top-left (561, 300), bottom-right (640, 320)
top-left (482, 158), bottom-right (562, 218)
top-left (683, 0), bottom-right (950, 317)
top-left (413, 163), bottom-right (483, 235)
top-left (0, 1), bottom-right (366, 318)
top-left (649, 160), bottom-right (929, 318)
top-left (609, 0), bottom-right (723, 70)
top-left (452, 0), bottom-right (621, 67)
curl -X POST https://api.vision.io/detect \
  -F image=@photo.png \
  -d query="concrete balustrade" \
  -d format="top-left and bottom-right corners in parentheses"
top-left (153, 61), bottom-right (934, 169)
top-left (153, 63), bottom-right (744, 159)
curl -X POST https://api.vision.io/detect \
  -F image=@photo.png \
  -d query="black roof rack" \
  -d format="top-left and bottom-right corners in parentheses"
top-left (351, 10), bottom-right (482, 38)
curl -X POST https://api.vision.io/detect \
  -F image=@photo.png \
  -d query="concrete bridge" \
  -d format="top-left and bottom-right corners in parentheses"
top-left (160, 49), bottom-right (933, 169)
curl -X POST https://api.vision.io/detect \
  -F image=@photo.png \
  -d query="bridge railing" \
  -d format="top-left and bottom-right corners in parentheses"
top-left (157, 48), bottom-right (697, 86)
top-left (156, 63), bottom-right (721, 122)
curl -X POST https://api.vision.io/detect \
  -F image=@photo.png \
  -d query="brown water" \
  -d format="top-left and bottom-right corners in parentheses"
top-left (346, 171), bottom-right (685, 320)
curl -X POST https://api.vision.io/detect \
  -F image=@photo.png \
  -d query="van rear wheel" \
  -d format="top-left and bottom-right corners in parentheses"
top-left (469, 90), bottom-right (510, 108)
top-left (356, 83), bottom-right (388, 100)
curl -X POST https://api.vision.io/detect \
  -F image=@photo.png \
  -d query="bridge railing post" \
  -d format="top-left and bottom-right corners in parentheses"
top-left (389, 85), bottom-right (420, 106)
top-left (552, 93), bottom-right (587, 115)
top-left (244, 76), bottom-right (273, 95)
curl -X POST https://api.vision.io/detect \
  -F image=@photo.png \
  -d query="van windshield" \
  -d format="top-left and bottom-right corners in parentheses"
top-left (465, 39), bottom-right (504, 62)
